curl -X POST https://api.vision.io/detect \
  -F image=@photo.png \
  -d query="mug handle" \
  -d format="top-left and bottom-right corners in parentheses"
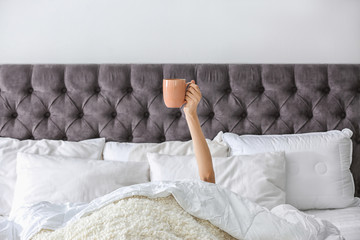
top-left (181, 81), bottom-right (194, 108)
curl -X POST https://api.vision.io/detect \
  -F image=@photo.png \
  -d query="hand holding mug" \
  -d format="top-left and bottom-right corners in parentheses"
top-left (183, 80), bottom-right (201, 116)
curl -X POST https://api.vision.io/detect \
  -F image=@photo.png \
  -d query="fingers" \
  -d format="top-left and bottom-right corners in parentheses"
top-left (186, 80), bottom-right (199, 89)
top-left (189, 82), bottom-right (200, 95)
top-left (188, 85), bottom-right (201, 98)
top-left (186, 80), bottom-right (201, 94)
top-left (187, 90), bottom-right (201, 102)
top-left (186, 90), bottom-right (201, 103)
top-left (186, 87), bottom-right (201, 103)
top-left (189, 86), bottom-right (200, 97)
top-left (185, 92), bottom-right (197, 103)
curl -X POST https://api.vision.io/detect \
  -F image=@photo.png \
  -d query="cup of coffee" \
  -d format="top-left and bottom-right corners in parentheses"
top-left (163, 79), bottom-right (186, 108)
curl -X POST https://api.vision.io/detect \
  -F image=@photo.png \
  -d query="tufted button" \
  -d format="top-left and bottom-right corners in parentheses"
top-left (291, 86), bottom-right (297, 93)
top-left (11, 112), bottom-right (18, 118)
top-left (128, 135), bottom-right (133, 141)
top-left (94, 87), bottom-right (101, 93)
top-left (44, 112), bottom-right (50, 118)
top-left (240, 112), bottom-right (247, 119)
top-left (111, 112), bottom-right (117, 118)
top-left (225, 88), bottom-right (231, 94)
top-left (340, 112), bottom-right (346, 119)
top-left (258, 86), bottom-right (265, 93)
top-left (159, 136), bottom-right (166, 142)
top-left (322, 87), bottom-right (330, 94)
top-left (61, 88), bottom-right (67, 93)
top-left (315, 162), bottom-right (327, 175)
top-left (175, 112), bottom-right (182, 118)
top-left (274, 112), bottom-right (280, 119)
top-left (126, 87), bottom-right (133, 93)
top-left (307, 112), bottom-right (313, 119)
top-left (29, 135), bottom-right (34, 140)
top-left (144, 111), bottom-right (150, 118)
top-left (28, 88), bottom-right (34, 94)
top-left (78, 112), bottom-right (84, 118)
top-left (62, 136), bottom-right (68, 141)
top-left (208, 112), bottom-right (215, 118)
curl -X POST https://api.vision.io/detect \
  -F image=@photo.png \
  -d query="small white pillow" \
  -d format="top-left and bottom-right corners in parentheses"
top-left (223, 129), bottom-right (355, 210)
top-left (147, 152), bottom-right (286, 209)
top-left (103, 131), bottom-right (228, 162)
top-left (0, 137), bottom-right (105, 216)
top-left (10, 153), bottom-right (149, 217)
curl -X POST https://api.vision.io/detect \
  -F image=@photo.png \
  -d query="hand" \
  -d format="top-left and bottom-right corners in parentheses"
top-left (183, 80), bottom-right (202, 116)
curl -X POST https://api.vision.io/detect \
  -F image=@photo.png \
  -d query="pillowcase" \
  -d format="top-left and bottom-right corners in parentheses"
top-left (0, 137), bottom-right (105, 216)
top-left (147, 151), bottom-right (286, 209)
top-left (103, 131), bottom-right (228, 162)
top-left (10, 153), bottom-right (149, 217)
top-left (222, 129), bottom-right (356, 210)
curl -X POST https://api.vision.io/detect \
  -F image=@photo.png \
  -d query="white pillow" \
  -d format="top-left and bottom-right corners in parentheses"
top-left (0, 137), bottom-right (105, 216)
top-left (147, 152), bottom-right (286, 209)
top-left (10, 153), bottom-right (149, 217)
top-left (103, 131), bottom-right (228, 162)
top-left (223, 129), bottom-right (356, 210)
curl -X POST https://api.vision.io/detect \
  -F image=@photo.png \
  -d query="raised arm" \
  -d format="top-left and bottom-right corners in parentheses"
top-left (183, 80), bottom-right (215, 183)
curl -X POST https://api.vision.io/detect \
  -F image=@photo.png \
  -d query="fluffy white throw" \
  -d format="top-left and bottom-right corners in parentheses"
top-left (32, 196), bottom-right (234, 240)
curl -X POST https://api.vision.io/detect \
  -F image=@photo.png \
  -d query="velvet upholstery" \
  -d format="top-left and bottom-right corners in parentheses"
top-left (0, 64), bottom-right (359, 197)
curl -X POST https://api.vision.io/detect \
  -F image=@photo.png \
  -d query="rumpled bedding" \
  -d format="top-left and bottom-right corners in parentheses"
top-left (4, 181), bottom-right (343, 240)
top-left (32, 196), bottom-right (235, 240)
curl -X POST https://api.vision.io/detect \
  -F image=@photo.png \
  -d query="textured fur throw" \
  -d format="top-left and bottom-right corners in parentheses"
top-left (32, 196), bottom-right (235, 240)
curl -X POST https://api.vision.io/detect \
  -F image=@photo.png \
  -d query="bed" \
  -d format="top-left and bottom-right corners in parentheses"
top-left (0, 64), bottom-right (360, 239)
top-left (305, 207), bottom-right (360, 240)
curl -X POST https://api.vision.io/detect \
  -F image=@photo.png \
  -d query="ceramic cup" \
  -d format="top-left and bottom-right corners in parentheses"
top-left (163, 79), bottom-right (186, 108)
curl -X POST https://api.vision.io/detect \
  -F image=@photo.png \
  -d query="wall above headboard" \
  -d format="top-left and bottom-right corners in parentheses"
top-left (0, 0), bottom-right (359, 64)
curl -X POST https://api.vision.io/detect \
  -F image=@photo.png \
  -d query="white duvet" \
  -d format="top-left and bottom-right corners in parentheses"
top-left (2, 181), bottom-right (343, 240)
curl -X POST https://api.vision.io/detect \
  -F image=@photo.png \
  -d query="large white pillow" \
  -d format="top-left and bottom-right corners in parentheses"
top-left (222, 129), bottom-right (356, 210)
top-left (0, 137), bottom-right (105, 216)
top-left (103, 131), bottom-right (228, 162)
top-left (147, 151), bottom-right (286, 209)
top-left (10, 153), bottom-right (149, 217)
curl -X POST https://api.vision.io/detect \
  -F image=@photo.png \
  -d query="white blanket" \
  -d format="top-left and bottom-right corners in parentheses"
top-left (31, 195), bottom-right (235, 240)
top-left (4, 181), bottom-right (343, 240)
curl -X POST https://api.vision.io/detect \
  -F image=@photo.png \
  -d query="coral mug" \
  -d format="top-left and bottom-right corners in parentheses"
top-left (163, 79), bottom-right (186, 108)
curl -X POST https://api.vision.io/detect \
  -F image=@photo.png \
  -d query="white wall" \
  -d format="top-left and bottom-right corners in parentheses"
top-left (0, 0), bottom-right (359, 64)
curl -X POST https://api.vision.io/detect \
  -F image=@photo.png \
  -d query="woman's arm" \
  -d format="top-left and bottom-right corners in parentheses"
top-left (183, 80), bottom-right (215, 183)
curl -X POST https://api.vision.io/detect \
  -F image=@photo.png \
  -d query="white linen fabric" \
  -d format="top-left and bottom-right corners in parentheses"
top-left (0, 216), bottom-right (13, 239)
top-left (304, 207), bottom-right (360, 240)
top-left (103, 131), bottom-right (228, 162)
top-left (7, 181), bottom-right (343, 240)
top-left (222, 129), bottom-right (356, 210)
top-left (0, 137), bottom-right (105, 216)
top-left (147, 152), bottom-right (286, 209)
top-left (10, 153), bottom-right (149, 218)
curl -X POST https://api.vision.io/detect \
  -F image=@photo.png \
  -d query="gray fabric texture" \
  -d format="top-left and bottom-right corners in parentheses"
top-left (0, 64), bottom-right (359, 197)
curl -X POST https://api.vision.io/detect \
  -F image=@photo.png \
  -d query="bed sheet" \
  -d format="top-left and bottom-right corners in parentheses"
top-left (0, 215), bottom-right (16, 240)
top-left (305, 207), bottom-right (360, 240)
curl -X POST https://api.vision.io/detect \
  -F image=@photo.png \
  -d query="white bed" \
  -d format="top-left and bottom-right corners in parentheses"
top-left (2, 181), bottom-right (345, 240)
top-left (0, 215), bottom-right (14, 239)
top-left (305, 207), bottom-right (360, 240)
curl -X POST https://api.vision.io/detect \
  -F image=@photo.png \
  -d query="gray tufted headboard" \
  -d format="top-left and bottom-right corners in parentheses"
top-left (0, 64), bottom-right (359, 196)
